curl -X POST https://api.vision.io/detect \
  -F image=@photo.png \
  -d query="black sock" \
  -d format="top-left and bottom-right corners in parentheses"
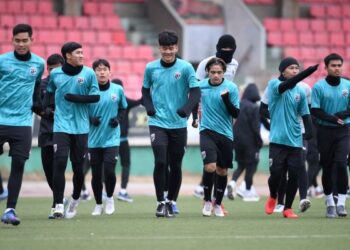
top-left (203, 170), bottom-right (214, 202)
top-left (7, 156), bottom-right (26, 209)
top-left (91, 161), bottom-right (103, 204)
top-left (104, 161), bottom-right (116, 198)
top-left (41, 146), bottom-right (54, 191)
top-left (285, 168), bottom-right (298, 209)
top-left (215, 174), bottom-right (227, 205)
top-left (71, 161), bottom-right (84, 200)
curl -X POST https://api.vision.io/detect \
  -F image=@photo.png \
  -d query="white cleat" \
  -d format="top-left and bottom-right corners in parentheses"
top-left (242, 189), bottom-right (260, 202)
top-left (202, 201), bottom-right (212, 216)
top-left (105, 197), bottom-right (115, 215)
top-left (53, 204), bottom-right (64, 218)
top-left (214, 204), bottom-right (225, 217)
top-left (273, 204), bottom-right (284, 213)
top-left (65, 198), bottom-right (79, 219)
top-left (299, 199), bottom-right (311, 213)
top-left (92, 204), bottom-right (103, 216)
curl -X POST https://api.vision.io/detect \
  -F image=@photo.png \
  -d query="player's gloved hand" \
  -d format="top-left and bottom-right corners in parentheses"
top-left (109, 117), bottom-right (119, 128)
top-left (64, 93), bottom-right (74, 101)
top-left (176, 108), bottom-right (188, 118)
top-left (192, 119), bottom-right (199, 128)
top-left (31, 103), bottom-right (42, 115)
top-left (146, 108), bottom-right (156, 116)
top-left (89, 116), bottom-right (101, 126)
top-left (42, 107), bottom-right (54, 119)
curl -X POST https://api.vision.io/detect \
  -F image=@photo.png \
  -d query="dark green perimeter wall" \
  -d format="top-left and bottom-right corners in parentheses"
top-left (0, 146), bottom-right (270, 176)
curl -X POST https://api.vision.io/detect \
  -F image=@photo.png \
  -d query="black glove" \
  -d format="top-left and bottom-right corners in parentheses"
top-left (89, 116), bottom-right (101, 126)
top-left (109, 117), bottom-right (119, 128)
top-left (221, 91), bottom-right (229, 100)
top-left (192, 118), bottom-right (199, 128)
top-left (42, 107), bottom-right (54, 119)
top-left (146, 108), bottom-right (156, 116)
top-left (176, 108), bottom-right (188, 118)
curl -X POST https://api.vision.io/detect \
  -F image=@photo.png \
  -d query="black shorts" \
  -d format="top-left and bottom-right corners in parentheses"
top-left (269, 143), bottom-right (303, 172)
top-left (234, 143), bottom-right (259, 165)
top-left (89, 146), bottom-right (119, 166)
top-left (317, 125), bottom-right (350, 166)
top-left (149, 126), bottom-right (187, 148)
top-left (53, 132), bottom-right (88, 163)
top-left (0, 125), bottom-right (32, 159)
top-left (200, 129), bottom-right (233, 168)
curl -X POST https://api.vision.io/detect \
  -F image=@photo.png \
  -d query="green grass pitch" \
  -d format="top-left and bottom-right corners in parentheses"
top-left (1, 196), bottom-right (349, 250)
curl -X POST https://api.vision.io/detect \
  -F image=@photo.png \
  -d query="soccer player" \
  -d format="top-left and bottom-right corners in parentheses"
top-left (142, 30), bottom-right (200, 217)
top-left (37, 53), bottom-right (64, 219)
top-left (112, 79), bottom-right (142, 203)
top-left (199, 58), bottom-right (240, 217)
top-left (89, 60), bottom-right (127, 216)
top-left (227, 83), bottom-right (262, 202)
top-left (0, 24), bottom-right (45, 226)
top-left (194, 34), bottom-right (238, 198)
top-left (264, 57), bottom-right (317, 218)
top-left (311, 53), bottom-right (350, 218)
top-left (46, 42), bottom-right (100, 219)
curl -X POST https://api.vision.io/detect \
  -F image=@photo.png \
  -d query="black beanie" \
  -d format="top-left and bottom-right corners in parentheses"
top-left (216, 34), bottom-right (236, 53)
top-left (61, 42), bottom-right (82, 60)
top-left (279, 57), bottom-right (299, 73)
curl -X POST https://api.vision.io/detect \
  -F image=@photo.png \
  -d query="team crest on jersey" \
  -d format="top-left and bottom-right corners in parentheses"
top-left (201, 151), bottom-right (206, 160)
top-left (150, 133), bottom-right (155, 143)
top-left (294, 93), bottom-right (300, 102)
top-left (30, 67), bottom-right (37, 76)
top-left (342, 89), bottom-right (349, 97)
top-left (77, 77), bottom-right (85, 85)
top-left (174, 72), bottom-right (181, 80)
top-left (111, 93), bottom-right (117, 102)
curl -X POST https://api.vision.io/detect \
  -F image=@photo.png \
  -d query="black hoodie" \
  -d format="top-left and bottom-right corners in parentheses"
top-left (233, 83), bottom-right (263, 149)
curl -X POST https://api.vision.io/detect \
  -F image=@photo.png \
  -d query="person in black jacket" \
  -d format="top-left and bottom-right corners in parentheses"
top-left (226, 83), bottom-right (262, 202)
top-left (112, 79), bottom-right (142, 202)
top-left (37, 53), bottom-right (64, 219)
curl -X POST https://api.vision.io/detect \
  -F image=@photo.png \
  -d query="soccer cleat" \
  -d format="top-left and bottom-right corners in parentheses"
top-left (314, 186), bottom-right (324, 198)
top-left (48, 208), bottom-right (55, 219)
top-left (171, 202), bottom-right (180, 214)
top-left (283, 209), bottom-right (298, 219)
top-left (273, 204), bottom-right (284, 213)
top-left (336, 205), bottom-right (348, 217)
top-left (265, 196), bottom-right (277, 215)
top-left (193, 185), bottom-right (204, 199)
top-left (155, 202), bottom-right (166, 217)
top-left (299, 199), bottom-right (311, 213)
top-left (226, 183), bottom-right (235, 200)
top-left (214, 204), bottom-right (225, 217)
top-left (0, 189), bottom-right (8, 201)
top-left (80, 190), bottom-right (92, 201)
top-left (202, 201), bottom-right (212, 216)
top-left (53, 204), bottom-right (64, 218)
top-left (92, 204), bottom-right (103, 216)
top-left (65, 198), bottom-right (79, 219)
top-left (1, 209), bottom-right (20, 226)
top-left (165, 201), bottom-right (175, 218)
top-left (242, 189), bottom-right (260, 202)
top-left (325, 206), bottom-right (337, 218)
top-left (117, 192), bottom-right (133, 203)
top-left (104, 197), bottom-right (115, 215)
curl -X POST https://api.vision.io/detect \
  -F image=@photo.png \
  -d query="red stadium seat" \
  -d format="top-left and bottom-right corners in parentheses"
top-left (263, 18), bottom-right (279, 31)
top-left (284, 47), bottom-right (300, 58)
top-left (74, 17), bottom-right (90, 30)
top-left (107, 45), bottom-right (122, 59)
top-left (313, 32), bottom-right (328, 46)
top-left (294, 19), bottom-right (310, 32)
top-left (115, 60), bottom-right (132, 73)
top-left (299, 32), bottom-right (313, 46)
top-left (42, 16), bottom-right (57, 29)
top-left (0, 29), bottom-right (8, 42)
top-left (342, 19), bottom-right (350, 32)
top-left (83, 2), bottom-right (98, 16)
top-left (46, 45), bottom-right (61, 56)
top-left (280, 19), bottom-right (294, 31)
top-left (0, 2), bottom-right (6, 14)
top-left (327, 5), bottom-right (341, 18)
top-left (282, 31), bottom-right (298, 46)
top-left (81, 31), bottom-right (96, 44)
top-left (22, 1), bottom-right (38, 14)
top-left (310, 19), bottom-right (325, 31)
top-left (326, 19), bottom-right (341, 31)
top-left (31, 45), bottom-right (46, 58)
top-left (315, 47), bottom-right (330, 60)
top-left (122, 45), bottom-right (138, 60)
top-left (37, 30), bottom-right (53, 44)
top-left (105, 16), bottom-right (122, 30)
top-left (7, 1), bottom-right (22, 14)
top-left (66, 30), bottom-right (82, 42)
top-left (342, 5), bottom-right (350, 18)
top-left (267, 32), bottom-right (282, 46)
top-left (91, 46), bottom-right (108, 59)
top-left (99, 3), bottom-right (115, 15)
top-left (58, 16), bottom-right (75, 29)
top-left (1, 15), bottom-right (16, 29)
top-left (132, 61), bottom-right (147, 75)
top-left (300, 47), bottom-right (316, 60)
top-left (38, 1), bottom-right (54, 14)
top-left (29, 15), bottom-right (44, 28)
top-left (90, 16), bottom-right (106, 30)
top-left (330, 32), bottom-right (345, 47)
top-left (97, 31), bottom-right (113, 44)
top-left (15, 15), bottom-right (30, 25)
top-left (112, 31), bottom-right (127, 45)
top-left (310, 5), bottom-right (326, 18)
top-left (1, 44), bottom-right (13, 53)
top-left (138, 45), bottom-right (154, 60)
